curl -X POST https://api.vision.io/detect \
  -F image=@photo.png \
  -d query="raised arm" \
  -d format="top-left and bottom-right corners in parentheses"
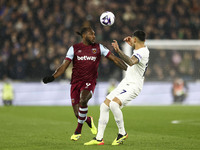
top-left (112, 40), bottom-right (138, 66)
top-left (43, 59), bottom-right (71, 83)
top-left (107, 53), bottom-right (127, 71)
top-left (123, 36), bottom-right (134, 47)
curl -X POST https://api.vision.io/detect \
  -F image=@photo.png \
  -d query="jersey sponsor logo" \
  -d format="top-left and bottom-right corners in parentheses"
top-left (77, 56), bottom-right (97, 61)
top-left (92, 48), bottom-right (97, 54)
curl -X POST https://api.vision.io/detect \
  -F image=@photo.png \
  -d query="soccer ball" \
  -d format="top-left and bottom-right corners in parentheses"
top-left (100, 11), bottom-right (115, 26)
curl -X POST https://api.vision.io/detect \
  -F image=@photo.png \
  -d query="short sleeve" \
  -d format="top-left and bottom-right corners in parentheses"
top-left (100, 44), bottom-right (111, 57)
top-left (65, 46), bottom-right (74, 61)
top-left (133, 51), bottom-right (143, 62)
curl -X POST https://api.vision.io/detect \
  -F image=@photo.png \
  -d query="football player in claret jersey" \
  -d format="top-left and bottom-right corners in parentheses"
top-left (84, 30), bottom-right (149, 145)
top-left (43, 27), bottom-right (127, 141)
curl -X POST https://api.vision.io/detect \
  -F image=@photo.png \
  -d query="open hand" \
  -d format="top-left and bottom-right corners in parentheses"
top-left (123, 36), bottom-right (133, 46)
top-left (111, 40), bottom-right (120, 52)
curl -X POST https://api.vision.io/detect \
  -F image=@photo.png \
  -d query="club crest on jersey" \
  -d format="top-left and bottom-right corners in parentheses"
top-left (91, 48), bottom-right (97, 54)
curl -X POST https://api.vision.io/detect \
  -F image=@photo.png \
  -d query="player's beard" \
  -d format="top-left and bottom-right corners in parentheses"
top-left (86, 37), bottom-right (95, 45)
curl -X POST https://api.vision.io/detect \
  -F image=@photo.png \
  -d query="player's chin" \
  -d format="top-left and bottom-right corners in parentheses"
top-left (91, 41), bottom-right (95, 44)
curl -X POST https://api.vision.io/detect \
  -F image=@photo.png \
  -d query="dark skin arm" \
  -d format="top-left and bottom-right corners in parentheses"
top-left (43, 59), bottom-right (71, 84)
top-left (107, 53), bottom-right (127, 71)
top-left (52, 59), bottom-right (71, 78)
top-left (112, 40), bottom-right (139, 66)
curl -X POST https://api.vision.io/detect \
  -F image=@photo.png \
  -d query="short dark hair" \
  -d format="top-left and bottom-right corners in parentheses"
top-left (76, 27), bottom-right (93, 37)
top-left (133, 30), bottom-right (146, 41)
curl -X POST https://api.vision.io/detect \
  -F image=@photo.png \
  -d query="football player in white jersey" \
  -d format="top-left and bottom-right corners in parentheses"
top-left (84, 30), bottom-right (149, 145)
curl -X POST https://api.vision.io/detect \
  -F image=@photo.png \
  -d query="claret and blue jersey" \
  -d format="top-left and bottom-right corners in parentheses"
top-left (65, 43), bottom-right (111, 84)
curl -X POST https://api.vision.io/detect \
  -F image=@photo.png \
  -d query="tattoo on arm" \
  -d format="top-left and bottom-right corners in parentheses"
top-left (117, 49), bottom-right (134, 66)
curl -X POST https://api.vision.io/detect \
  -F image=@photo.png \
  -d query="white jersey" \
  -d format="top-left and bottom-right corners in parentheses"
top-left (106, 47), bottom-right (149, 108)
top-left (124, 46), bottom-right (149, 86)
top-left (106, 46), bottom-right (149, 107)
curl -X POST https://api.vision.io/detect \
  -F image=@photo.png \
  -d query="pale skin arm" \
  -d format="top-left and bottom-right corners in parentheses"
top-left (123, 36), bottom-right (133, 47)
top-left (112, 40), bottom-right (138, 66)
top-left (52, 59), bottom-right (71, 78)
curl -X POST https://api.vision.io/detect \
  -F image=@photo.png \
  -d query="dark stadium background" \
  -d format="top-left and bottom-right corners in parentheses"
top-left (0, 0), bottom-right (200, 82)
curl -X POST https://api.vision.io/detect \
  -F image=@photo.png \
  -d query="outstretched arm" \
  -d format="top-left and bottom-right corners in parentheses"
top-left (53, 59), bottom-right (71, 78)
top-left (43, 59), bottom-right (71, 83)
top-left (107, 53), bottom-right (127, 71)
top-left (112, 40), bottom-right (138, 66)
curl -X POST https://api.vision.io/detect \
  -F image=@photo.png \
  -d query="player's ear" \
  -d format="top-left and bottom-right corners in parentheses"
top-left (133, 37), bottom-right (136, 43)
top-left (135, 37), bottom-right (139, 43)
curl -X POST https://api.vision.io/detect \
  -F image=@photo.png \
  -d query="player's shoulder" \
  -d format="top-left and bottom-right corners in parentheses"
top-left (144, 46), bottom-right (150, 55)
top-left (73, 43), bottom-right (83, 48)
top-left (92, 43), bottom-right (100, 47)
top-left (138, 46), bottom-right (149, 54)
top-left (139, 46), bottom-right (149, 51)
top-left (99, 43), bottom-right (109, 50)
top-left (134, 47), bottom-right (149, 60)
top-left (73, 43), bottom-right (100, 47)
top-left (72, 43), bottom-right (89, 52)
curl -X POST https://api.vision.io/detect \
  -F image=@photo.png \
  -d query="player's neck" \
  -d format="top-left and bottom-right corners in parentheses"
top-left (134, 43), bottom-right (145, 50)
top-left (82, 39), bottom-right (91, 46)
top-left (82, 41), bottom-right (89, 46)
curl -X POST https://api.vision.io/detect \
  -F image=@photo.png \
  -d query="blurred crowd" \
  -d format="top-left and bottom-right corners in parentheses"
top-left (146, 50), bottom-right (200, 81)
top-left (0, 0), bottom-right (200, 81)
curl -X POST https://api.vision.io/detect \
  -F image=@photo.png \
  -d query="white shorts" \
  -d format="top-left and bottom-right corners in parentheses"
top-left (106, 79), bottom-right (142, 108)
